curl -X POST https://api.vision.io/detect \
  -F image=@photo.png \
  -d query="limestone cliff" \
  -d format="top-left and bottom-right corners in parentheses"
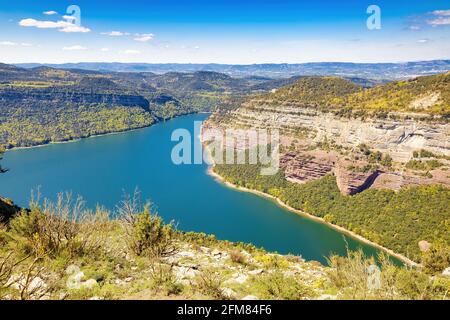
top-left (206, 74), bottom-right (450, 195)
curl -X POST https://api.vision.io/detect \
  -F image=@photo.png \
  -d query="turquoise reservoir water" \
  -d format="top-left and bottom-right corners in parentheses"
top-left (0, 113), bottom-right (384, 264)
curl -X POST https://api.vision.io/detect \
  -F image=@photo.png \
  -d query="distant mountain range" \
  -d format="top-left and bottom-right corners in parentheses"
top-left (15, 60), bottom-right (450, 80)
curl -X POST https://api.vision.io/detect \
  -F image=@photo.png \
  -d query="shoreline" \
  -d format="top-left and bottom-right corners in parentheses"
top-left (207, 166), bottom-right (418, 266)
top-left (6, 112), bottom-right (210, 152)
top-left (5, 125), bottom-right (153, 152)
top-left (202, 146), bottom-right (418, 266)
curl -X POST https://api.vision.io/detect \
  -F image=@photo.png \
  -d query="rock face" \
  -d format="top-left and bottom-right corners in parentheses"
top-left (280, 152), bottom-right (334, 184)
top-left (223, 104), bottom-right (449, 162)
top-left (206, 101), bottom-right (450, 195)
top-left (334, 164), bottom-right (381, 196)
top-left (0, 87), bottom-right (150, 111)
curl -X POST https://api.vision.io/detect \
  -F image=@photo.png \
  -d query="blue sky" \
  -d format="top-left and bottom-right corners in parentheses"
top-left (0, 0), bottom-right (449, 63)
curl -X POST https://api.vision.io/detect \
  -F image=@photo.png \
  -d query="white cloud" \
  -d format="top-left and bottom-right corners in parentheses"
top-left (101, 31), bottom-right (129, 36)
top-left (427, 9), bottom-right (450, 26)
top-left (122, 49), bottom-right (141, 54)
top-left (134, 33), bottom-right (154, 42)
top-left (19, 18), bottom-right (90, 33)
top-left (0, 41), bottom-right (17, 46)
top-left (20, 18), bottom-right (69, 28)
top-left (21, 43), bottom-right (32, 46)
top-left (62, 15), bottom-right (76, 21)
top-left (431, 10), bottom-right (450, 16)
top-left (62, 45), bottom-right (87, 51)
top-left (408, 25), bottom-right (421, 30)
top-left (100, 48), bottom-right (109, 52)
top-left (427, 17), bottom-right (450, 26)
top-left (417, 39), bottom-right (429, 43)
top-left (43, 11), bottom-right (58, 15)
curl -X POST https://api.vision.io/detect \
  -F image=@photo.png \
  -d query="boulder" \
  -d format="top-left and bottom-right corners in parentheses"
top-left (221, 287), bottom-right (236, 299)
top-left (82, 279), bottom-right (98, 290)
top-left (66, 271), bottom-right (85, 290)
top-left (418, 240), bottom-right (431, 252)
top-left (65, 264), bottom-right (80, 275)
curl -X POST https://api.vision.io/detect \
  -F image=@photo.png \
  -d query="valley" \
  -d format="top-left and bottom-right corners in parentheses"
top-left (0, 62), bottom-right (449, 300)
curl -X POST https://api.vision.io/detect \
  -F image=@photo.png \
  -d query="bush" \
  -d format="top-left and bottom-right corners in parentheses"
top-left (121, 206), bottom-right (177, 258)
top-left (229, 250), bottom-right (246, 264)
top-left (395, 269), bottom-right (432, 300)
top-left (195, 269), bottom-right (226, 299)
top-left (10, 208), bottom-right (41, 239)
top-left (254, 271), bottom-right (314, 300)
top-left (327, 249), bottom-right (450, 300)
top-left (327, 250), bottom-right (377, 299)
top-left (421, 243), bottom-right (450, 275)
top-left (149, 262), bottom-right (183, 295)
top-left (9, 193), bottom-right (106, 258)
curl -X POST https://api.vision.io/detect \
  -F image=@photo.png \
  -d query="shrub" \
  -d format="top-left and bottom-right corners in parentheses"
top-left (256, 254), bottom-right (289, 270)
top-left (9, 193), bottom-right (106, 258)
top-left (395, 269), bottom-right (432, 300)
top-left (229, 250), bottom-right (246, 264)
top-left (380, 154), bottom-right (393, 167)
top-left (421, 242), bottom-right (450, 275)
top-left (149, 262), bottom-right (183, 295)
top-left (324, 214), bottom-right (336, 224)
top-left (0, 223), bottom-right (11, 246)
top-left (327, 250), bottom-right (376, 299)
top-left (121, 207), bottom-right (177, 258)
top-left (327, 249), bottom-right (450, 300)
top-left (254, 271), bottom-right (314, 300)
top-left (419, 149), bottom-right (436, 158)
top-left (10, 208), bottom-right (41, 239)
top-left (195, 269), bottom-right (226, 299)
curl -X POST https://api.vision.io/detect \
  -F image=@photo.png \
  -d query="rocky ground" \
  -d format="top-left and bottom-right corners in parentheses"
top-left (1, 201), bottom-right (449, 300)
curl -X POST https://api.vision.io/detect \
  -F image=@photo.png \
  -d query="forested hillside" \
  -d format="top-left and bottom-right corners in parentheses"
top-left (335, 72), bottom-right (450, 116)
top-left (0, 69), bottom-right (156, 148)
top-left (254, 73), bottom-right (450, 118)
top-left (213, 163), bottom-right (450, 262)
top-left (264, 76), bottom-right (362, 107)
top-left (0, 63), bottom-right (308, 148)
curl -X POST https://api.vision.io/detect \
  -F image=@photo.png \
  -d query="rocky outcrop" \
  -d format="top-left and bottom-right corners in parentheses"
top-left (280, 152), bottom-right (334, 184)
top-left (334, 164), bottom-right (381, 195)
top-left (206, 103), bottom-right (450, 194)
top-left (222, 104), bottom-right (449, 162)
top-left (0, 87), bottom-right (150, 111)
